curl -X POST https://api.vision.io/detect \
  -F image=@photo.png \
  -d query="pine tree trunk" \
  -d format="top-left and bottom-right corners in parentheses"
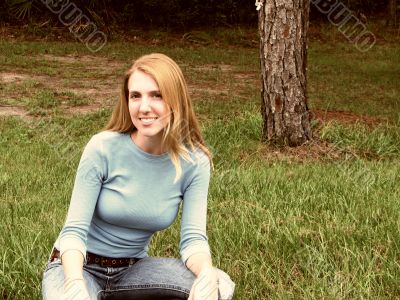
top-left (258, 0), bottom-right (312, 147)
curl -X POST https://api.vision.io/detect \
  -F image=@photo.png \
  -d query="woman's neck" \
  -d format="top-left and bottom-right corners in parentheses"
top-left (131, 131), bottom-right (165, 155)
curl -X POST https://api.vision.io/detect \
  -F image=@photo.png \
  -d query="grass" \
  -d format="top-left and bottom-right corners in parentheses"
top-left (320, 122), bottom-right (400, 158)
top-left (0, 24), bottom-right (399, 299)
top-left (308, 42), bottom-right (400, 119)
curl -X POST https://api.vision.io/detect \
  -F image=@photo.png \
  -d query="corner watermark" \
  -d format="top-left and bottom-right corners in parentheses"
top-left (256, 0), bottom-right (376, 52)
top-left (39, 0), bottom-right (107, 53)
top-left (311, 0), bottom-right (376, 52)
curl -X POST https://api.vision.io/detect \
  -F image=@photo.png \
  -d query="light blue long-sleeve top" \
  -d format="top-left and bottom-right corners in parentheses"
top-left (53, 131), bottom-right (211, 264)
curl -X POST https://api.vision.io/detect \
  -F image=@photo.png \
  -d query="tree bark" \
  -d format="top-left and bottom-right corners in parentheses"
top-left (258, 0), bottom-right (312, 147)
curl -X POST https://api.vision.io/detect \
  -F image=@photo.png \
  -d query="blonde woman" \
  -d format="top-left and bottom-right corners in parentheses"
top-left (41, 53), bottom-right (235, 300)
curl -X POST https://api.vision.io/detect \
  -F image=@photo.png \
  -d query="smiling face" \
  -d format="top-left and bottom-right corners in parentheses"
top-left (127, 70), bottom-right (171, 153)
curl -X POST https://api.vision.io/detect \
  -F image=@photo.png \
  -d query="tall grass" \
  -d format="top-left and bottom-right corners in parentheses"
top-left (0, 32), bottom-right (399, 299)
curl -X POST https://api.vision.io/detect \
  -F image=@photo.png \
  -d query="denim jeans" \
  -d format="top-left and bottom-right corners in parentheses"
top-left (41, 255), bottom-right (235, 300)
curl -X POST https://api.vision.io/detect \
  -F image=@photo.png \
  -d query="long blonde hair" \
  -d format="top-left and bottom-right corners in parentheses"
top-left (104, 53), bottom-right (212, 181)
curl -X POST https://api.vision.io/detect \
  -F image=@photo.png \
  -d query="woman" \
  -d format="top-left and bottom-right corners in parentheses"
top-left (41, 53), bottom-right (235, 300)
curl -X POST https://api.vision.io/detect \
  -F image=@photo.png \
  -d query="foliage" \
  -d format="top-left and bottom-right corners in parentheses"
top-left (343, 0), bottom-right (388, 13)
top-left (2, 0), bottom-right (257, 28)
top-left (2, 0), bottom-right (394, 28)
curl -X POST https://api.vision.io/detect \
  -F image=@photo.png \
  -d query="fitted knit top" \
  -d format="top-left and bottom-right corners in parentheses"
top-left (53, 131), bottom-right (211, 263)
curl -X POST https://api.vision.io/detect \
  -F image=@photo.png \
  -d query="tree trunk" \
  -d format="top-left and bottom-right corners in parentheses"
top-left (388, 0), bottom-right (397, 27)
top-left (258, 0), bottom-right (312, 147)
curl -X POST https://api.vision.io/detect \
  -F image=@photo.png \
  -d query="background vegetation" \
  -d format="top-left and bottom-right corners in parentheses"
top-left (1, 23), bottom-right (399, 298)
top-left (1, 0), bottom-right (397, 29)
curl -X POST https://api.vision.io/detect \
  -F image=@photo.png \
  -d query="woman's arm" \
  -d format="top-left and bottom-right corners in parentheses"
top-left (187, 253), bottom-right (218, 300)
top-left (186, 252), bottom-right (213, 276)
top-left (57, 135), bottom-right (106, 298)
top-left (58, 134), bottom-right (105, 260)
top-left (180, 152), bottom-right (212, 264)
top-left (61, 249), bottom-right (85, 279)
top-left (61, 250), bottom-right (91, 299)
top-left (180, 153), bottom-right (218, 299)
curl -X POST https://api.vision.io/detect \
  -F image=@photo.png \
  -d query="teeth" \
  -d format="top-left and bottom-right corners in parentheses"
top-left (140, 117), bottom-right (157, 125)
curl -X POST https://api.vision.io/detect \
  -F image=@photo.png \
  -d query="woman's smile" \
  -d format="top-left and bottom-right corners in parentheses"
top-left (139, 116), bottom-right (159, 125)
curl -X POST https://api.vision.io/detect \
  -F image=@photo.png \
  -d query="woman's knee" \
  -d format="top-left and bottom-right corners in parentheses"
top-left (42, 262), bottom-right (65, 300)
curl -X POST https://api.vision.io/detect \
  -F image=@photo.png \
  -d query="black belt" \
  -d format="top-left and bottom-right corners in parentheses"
top-left (49, 248), bottom-right (140, 268)
top-left (86, 251), bottom-right (140, 267)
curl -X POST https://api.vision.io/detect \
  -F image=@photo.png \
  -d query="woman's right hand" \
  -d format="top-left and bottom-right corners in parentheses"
top-left (62, 277), bottom-right (90, 300)
top-left (188, 266), bottom-right (218, 300)
top-left (60, 249), bottom-right (89, 299)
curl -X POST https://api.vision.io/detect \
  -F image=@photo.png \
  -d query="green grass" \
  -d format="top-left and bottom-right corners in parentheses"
top-left (320, 121), bottom-right (400, 158)
top-left (308, 42), bottom-right (400, 119)
top-left (0, 27), bottom-right (399, 299)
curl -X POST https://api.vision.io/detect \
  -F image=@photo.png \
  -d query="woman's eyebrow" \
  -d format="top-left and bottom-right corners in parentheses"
top-left (149, 90), bottom-right (161, 95)
top-left (129, 91), bottom-right (140, 97)
top-left (129, 90), bottom-right (160, 94)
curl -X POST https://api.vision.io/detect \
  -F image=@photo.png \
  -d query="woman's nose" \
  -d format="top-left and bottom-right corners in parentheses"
top-left (139, 97), bottom-right (151, 112)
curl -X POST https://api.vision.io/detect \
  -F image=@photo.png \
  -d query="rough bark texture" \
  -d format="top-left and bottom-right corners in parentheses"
top-left (258, 0), bottom-right (312, 146)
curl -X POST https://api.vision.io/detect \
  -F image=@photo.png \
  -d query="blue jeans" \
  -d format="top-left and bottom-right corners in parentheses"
top-left (42, 255), bottom-right (235, 300)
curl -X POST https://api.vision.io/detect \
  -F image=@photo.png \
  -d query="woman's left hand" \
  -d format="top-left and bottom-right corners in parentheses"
top-left (188, 266), bottom-right (218, 300)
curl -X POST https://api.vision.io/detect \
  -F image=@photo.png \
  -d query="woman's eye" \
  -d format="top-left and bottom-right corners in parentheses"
top-left (130, 94), bottom-right (140, 100)
top-left (129, 93), bottom-right (162, 101)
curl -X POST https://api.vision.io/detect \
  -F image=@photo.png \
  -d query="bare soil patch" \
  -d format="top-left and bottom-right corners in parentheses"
top-left (66, 104), bottom-right (102, 115)
top-left (0, 73), bottom-right (28, 83)
top-left (191, 64), bottom-right (233, 72)
top-left (233, 72), bottom-right (257, 81)
top-left (0, 105), bottom-right (33, 121)
top-left (42, 54), bottom-right (125, 69)
top-left (189, 84), bottom-right (229, 96)
top-left (42, 54), bottom-right (81, 64)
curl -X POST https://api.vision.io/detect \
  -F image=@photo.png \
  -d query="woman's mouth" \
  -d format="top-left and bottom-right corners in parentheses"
top-left (139, 117), bottom-right (158, 125)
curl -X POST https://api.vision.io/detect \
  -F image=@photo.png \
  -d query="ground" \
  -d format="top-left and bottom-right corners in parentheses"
top-left (0, 23), bottom-right (399, 299)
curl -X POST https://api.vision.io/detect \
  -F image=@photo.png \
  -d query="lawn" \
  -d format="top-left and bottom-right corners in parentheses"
top-left (0, 26), bottom-right (399, 299)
